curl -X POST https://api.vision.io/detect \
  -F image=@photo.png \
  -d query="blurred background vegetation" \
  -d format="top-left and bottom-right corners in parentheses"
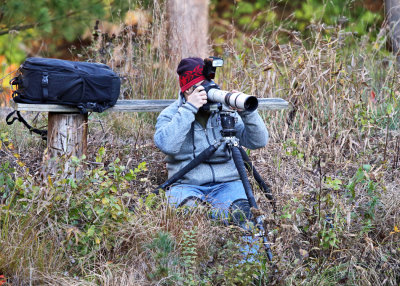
top-left (0, 0), bottom-right (386, 105)
top-left (211, 0), bottom-right (382, 34)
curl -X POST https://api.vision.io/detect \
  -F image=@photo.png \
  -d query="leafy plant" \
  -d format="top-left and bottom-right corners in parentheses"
top-left (319, 218), bottom-right (340, 249)
top-left (0, 161), bottom-right (14, 201)
top-left (145, 231), bottom-right (182, 284)
top-left (324, 176), bottom-right (342, 191)
top-left (283, 139), bottom-right (305, 161)
top-left (346, 164), bottom-right (381, 234)
top-left (61, 155), bottom-right (147, 257)
top-left (181, 227), bottom-right (199, 285)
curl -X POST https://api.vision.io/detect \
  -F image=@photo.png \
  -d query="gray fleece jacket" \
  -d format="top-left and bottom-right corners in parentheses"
top-left (154, 95), bottom-right (269, 186)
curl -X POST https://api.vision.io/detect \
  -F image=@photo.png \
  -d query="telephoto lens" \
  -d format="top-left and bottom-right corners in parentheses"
top-left (207, 89), bottom-right (258, 112)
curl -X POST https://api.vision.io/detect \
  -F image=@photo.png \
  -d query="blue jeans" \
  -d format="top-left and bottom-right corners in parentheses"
top-left (166, 180), bottom-right (262, 262)
top-left (166, 180), bottom-right (248, 219)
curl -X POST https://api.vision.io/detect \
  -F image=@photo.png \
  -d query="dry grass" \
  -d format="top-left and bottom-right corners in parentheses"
top-left (1, 3), bottom-right (400, 285)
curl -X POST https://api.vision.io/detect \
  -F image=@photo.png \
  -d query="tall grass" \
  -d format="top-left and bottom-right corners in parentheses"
top-left (1, 2), bottom-right (400, 285)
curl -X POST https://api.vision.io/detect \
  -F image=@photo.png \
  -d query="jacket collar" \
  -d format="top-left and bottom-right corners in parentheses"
top-left (178, 91), bottom-right (185, 107)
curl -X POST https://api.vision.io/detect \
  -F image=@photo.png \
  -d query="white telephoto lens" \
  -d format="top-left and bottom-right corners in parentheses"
top-left (207, 89), bottom-right (258, 111)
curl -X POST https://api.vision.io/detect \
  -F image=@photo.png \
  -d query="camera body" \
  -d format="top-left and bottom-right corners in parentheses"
top-left (197, 57), bottom-right (258, 112)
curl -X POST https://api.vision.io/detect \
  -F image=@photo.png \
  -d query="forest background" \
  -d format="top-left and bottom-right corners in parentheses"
top-left (0, 0), bottom-right (389, 103)
top-left (0, 0), bottom-right (400, 285)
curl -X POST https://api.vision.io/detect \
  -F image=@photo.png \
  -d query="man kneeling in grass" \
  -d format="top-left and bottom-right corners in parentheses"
top-left (154, 57), bottom-right (269, 261)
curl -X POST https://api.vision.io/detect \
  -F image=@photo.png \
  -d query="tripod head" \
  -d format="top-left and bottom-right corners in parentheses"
top-left (200, 102), bottom-right (238, 139)
top-left (219, 110), bottom-right (237, 138)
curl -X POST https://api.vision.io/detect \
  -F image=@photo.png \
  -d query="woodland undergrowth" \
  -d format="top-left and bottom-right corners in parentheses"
top-left (1, 5), bottom-right (400, 285)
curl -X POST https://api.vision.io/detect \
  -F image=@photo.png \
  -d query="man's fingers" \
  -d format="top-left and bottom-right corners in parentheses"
top-left (188, 88), bottom-right (207, 108)
top-left (195, 85), bottom-right (205, 92)
top-left (194, 90), bottom-right (207, 98)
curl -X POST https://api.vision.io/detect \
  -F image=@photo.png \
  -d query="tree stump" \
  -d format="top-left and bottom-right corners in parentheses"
top-left (44, 112), bottom-right (88, 177)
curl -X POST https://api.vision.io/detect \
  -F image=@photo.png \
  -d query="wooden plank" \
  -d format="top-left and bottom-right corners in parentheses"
top-left (258, 98), bottom-right (289, 110)
top-left (109, 100), bottom-right (175, 112)
top-left (11, 98), bottom-right (289, 113)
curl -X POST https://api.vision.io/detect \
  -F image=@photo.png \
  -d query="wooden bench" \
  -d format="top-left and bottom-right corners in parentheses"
top-left (12, 98), bottom-right (289, 173)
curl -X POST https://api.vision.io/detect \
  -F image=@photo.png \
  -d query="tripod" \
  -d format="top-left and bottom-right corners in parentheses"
top-left (154, 109), bottom-right (275, 262)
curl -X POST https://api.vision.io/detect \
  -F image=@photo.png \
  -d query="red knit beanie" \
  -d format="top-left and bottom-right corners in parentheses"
top-left (177, 57), bottom-right (206, 92)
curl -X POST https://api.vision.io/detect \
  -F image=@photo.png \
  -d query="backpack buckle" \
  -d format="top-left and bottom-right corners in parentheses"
top-left (42, 72), bottom-right (49, 100)
top-left (9, 76), bottom-right (20, 91)
top-left (41, 73), bottom-right (48, 87)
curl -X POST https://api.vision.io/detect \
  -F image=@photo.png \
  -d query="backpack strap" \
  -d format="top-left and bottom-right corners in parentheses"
top-left (6, 111), bottom-right (47, 141)
top-left (76, 103), bottom-right (88, 114)
top-left (77, 102), bottom-right (107, 114)
top-left (92, 102), bottom-right (108, 113)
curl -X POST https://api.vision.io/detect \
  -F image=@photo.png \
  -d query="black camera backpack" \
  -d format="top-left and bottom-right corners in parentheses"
top-left (10, 57), bottom-right (121, 113)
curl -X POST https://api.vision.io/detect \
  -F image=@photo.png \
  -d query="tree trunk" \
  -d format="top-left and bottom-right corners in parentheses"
top-left (364, 0), bottom-right (383, 12)
top-left (167, 0), bottom-right (210, 66)
top-left (385, 0), bottom-right (400, 64)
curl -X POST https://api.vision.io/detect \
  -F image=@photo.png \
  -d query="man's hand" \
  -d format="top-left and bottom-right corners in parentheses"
top-left (186, 85), bottom-right (207, 109)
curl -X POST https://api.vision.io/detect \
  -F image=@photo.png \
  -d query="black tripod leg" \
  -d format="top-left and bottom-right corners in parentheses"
top-left (231, 147), bottom-right (258, 208)
top-left (239, 147), bottom-right (276, 211)
top-left (154, 142), bottom-right (221, 194)
top-left (231, 146), bottom-right (273, 262)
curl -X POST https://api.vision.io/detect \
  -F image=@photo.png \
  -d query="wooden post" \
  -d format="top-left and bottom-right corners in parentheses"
top-left (44, 112), bottom-right (88, 176)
